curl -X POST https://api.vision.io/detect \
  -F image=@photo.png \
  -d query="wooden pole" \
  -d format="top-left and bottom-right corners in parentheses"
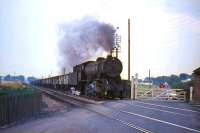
top-left (128, 19), bottom-right (131, 81)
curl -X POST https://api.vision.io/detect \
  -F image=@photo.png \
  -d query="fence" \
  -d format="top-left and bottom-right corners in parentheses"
top-left (136, 88), bottom-right (186, 101)
top-left (0, 92), bottom-right (42, 127)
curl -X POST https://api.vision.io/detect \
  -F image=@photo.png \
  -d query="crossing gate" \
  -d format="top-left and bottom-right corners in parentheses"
top-left (136, 88), bottom-right (186, 101)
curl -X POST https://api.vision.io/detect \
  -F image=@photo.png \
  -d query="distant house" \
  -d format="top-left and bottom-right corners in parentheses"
top-left (193, 67), bottom-right (200, 103)
top-left (138, 80), bottom-right (153, 86)
top-left (181, 78), bottom-right (191, 83)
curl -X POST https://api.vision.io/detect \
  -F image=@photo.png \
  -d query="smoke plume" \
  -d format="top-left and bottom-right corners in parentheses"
top-left (58, 17), bottom-right (116, 72)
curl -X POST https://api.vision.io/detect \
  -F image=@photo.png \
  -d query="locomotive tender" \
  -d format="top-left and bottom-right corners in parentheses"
top-left (33, 55), bottom-right (126, 99)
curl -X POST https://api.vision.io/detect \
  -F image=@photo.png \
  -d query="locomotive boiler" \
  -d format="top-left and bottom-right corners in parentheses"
top-left (84, 56), bottom-right (122, 79)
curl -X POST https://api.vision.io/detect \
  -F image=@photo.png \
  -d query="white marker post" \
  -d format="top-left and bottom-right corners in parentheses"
top-left (190, 86), bottom-right (193, 102)
top-left (131, 76), bottom-right (136, 100)
top-left (131, 76), bottom-right (134, 99)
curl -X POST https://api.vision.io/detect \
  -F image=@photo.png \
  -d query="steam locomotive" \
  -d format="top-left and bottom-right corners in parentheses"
top-left (32, 55), bottom-right (128, 99)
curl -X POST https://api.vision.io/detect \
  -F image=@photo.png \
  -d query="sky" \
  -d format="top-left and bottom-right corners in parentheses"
top-left (0, 0), bottom-right (200, 79)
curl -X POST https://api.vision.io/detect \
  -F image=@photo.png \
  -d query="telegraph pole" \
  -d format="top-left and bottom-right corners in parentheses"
top-left (128, 19), bottom-right (131, 81)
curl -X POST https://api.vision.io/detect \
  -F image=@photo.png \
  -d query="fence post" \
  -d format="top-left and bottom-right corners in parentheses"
top-left (0, 97), bottom-right (2, 126)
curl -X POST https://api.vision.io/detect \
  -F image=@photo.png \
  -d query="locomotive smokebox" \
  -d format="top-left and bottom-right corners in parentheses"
top-left (101, 56), bottom-right (122, 77)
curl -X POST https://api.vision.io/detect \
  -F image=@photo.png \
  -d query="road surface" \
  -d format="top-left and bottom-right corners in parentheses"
top-left (1, 99), bottom-right (200, 133)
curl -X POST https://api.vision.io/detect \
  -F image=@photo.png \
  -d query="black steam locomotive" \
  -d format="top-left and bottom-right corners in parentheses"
top-left (32, 55), bottom-right (128, 99)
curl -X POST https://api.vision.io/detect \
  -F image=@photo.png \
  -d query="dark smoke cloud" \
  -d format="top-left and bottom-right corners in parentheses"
top-left (58, 16), bottom-right (116, 72)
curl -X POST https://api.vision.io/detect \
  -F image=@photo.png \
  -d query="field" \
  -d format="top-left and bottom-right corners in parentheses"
top-left (0, 81), bottom-right (26, 89)
top-left (0, 81), bottom-right (36, 96)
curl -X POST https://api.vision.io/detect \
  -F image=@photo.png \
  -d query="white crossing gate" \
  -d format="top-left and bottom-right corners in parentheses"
top-left (137, 88), bottom-right (186, 101)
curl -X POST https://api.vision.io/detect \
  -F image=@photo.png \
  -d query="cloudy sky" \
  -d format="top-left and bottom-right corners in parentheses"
top-left (0, 0), bottom-right (200, 79)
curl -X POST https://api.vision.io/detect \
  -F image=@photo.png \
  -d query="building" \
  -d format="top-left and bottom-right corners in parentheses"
top-left (193, 67), bottom-right (200, 103)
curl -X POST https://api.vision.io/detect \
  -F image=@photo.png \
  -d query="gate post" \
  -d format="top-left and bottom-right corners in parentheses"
top-left (131, 76), bottom-right (137, 100)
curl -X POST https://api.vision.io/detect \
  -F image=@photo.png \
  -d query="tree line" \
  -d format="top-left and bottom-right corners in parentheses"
top-left (144, 73), bottom-right (193, 89)
top-left (0, 75), bottom-right (37, 84)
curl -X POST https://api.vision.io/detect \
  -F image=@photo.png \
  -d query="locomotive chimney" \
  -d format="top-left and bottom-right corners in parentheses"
top-left (128, 18), bottom-right (131, 81)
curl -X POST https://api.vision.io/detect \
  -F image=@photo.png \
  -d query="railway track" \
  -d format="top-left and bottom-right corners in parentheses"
top-left (34, 86), bottom-right (154, 133)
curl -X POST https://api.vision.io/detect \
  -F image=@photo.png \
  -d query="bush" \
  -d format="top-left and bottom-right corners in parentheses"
top-left (0, 87), bottom-right (37, 97)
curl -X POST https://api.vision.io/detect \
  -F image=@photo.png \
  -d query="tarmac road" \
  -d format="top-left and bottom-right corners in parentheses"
top-left (1, 99), bottom-right (200, 133)
top-left (103, 100), bottom-right (200, 133)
